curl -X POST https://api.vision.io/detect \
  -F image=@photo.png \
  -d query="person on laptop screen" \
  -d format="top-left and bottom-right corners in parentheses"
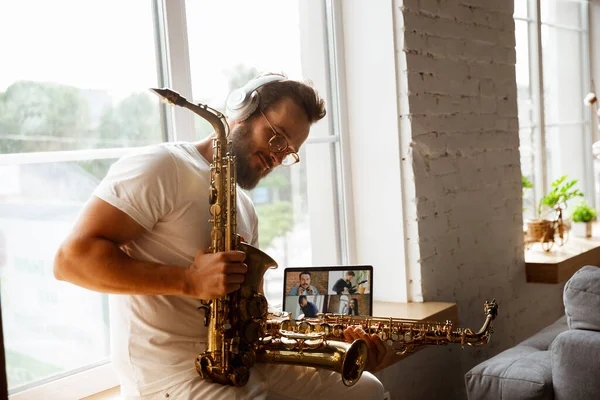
top-left (288, 270), bottom-right (319, 295)
top-left (298, 295), bottom-right (318, 318)
top-left (332, 270), bottom-right (357, 295)
top-left (343, 298), bottom-right (360, 316)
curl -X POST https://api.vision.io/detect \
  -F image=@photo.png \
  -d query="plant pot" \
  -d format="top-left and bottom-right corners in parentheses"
top-left (526, 220), bottom-right (555, 242)
top-left (572, 222), bottom-right (593, 238)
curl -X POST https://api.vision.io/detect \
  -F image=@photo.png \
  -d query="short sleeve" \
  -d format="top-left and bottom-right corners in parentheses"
top-left (93, 145), bottom-right (179, 231)
top-left (249, 207), bottom-right (260, 248)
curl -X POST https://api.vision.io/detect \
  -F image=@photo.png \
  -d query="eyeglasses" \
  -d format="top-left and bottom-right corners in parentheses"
top-left (260, 109), bottom-right (300, 166)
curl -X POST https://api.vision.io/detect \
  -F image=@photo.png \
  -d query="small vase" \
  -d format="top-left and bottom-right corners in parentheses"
top-left (572, 222), bottom-right (593, 238)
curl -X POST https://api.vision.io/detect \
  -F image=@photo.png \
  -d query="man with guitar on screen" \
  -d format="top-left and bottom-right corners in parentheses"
top-left (331, 271), bottom-right (368, 295)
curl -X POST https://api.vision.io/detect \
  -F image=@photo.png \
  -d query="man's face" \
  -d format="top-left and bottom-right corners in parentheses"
top-left (299, 273), bottom-right (311, 289)
top-left (300, 298), bottom-right (308, 307)
top-left (230, 97), bottom-right (310, 190)
top-left (345, 274), bottom-right (353, 282)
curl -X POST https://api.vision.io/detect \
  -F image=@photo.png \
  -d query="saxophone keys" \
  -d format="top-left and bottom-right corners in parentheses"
top-left (242, 321), bottom-right (263, 344)
top-left (210, 203), bottom-right (222, 217)
top-left (314, 323), bottom-right (330, 335)
top-left (241, 350), bottom-right (256, 368)
top-left (332, 324), bottom-right (344, 337)
top-left (280, 319), bottom-right (297, 332)
top-left (229, 367), bottom-right (250, 387)
top-left (298, 321), bottom-right (311, 334)
top-left (248, 294), bottom-right (268, 319)
top-left (209, 185), bottom-right (218, 205)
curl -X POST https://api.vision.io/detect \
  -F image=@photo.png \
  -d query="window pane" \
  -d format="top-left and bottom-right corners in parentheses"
top-left (259, 148), bottom-right (311, 309)
top-left (0, 159), bottom-right (115, 390)
top-left (0, 1), bottom-right (162, 154)
top-left (515, 20), bottom-right (533, 128)
top-left (514, 0), bottom-right (528, 19)
top-left (186, 0), bottom-right (339, 300)
top-left (261, 142), bottom-right (339, 309)
top-left (541, 0), bottom-right (585, 27)
top-left (545, 124), bottom-right (588, 190)
top-left (185, 0), bottom-right (303, 139)
top-left (542, 26), bottom-right (584, 125)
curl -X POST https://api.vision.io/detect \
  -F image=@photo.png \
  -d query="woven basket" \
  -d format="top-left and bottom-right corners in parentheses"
top-left (526, 220), bottom-right (555, 242)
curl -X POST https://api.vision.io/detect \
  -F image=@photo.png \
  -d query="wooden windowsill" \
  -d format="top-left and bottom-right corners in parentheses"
top-left (373, 301), bottom-right (458, 323)
top-left (525, 228), bottom-right (600, 284)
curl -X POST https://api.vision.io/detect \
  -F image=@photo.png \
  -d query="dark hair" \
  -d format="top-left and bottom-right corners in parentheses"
top-left (349, 298), bottom-right (359, 315)
top-left (298, 295), bottom-right (307, 304)
top-left (254, 73), bottom-right (326, 124)
top-left (346, 271), bottom-right (355, 277)
top-left (299, 271), bottom-right (311, 279)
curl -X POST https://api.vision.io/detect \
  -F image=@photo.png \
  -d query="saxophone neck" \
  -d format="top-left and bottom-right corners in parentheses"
top-left (150, 87), bottom-right (229, 143)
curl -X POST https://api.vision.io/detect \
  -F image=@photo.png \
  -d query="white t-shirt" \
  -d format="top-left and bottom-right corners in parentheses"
top-left (93, 142), bottom-right (259, 396)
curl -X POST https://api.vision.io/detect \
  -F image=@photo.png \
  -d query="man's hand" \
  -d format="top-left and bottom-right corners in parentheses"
top-left (305, 287), bottom-right (314, 295)
top-left (298, 286), bottom-right (306, 295)
top-left (184, 249), bottom-right (247, 299)
top-left (343, 326), bottom-right (392, 373)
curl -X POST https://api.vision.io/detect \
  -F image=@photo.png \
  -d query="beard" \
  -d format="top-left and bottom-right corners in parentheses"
top-left (229, 122), bottom-right (268, 190)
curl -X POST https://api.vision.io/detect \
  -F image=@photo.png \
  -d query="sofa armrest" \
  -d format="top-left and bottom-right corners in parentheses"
top-left (551, 329), bottom-right (600, 400)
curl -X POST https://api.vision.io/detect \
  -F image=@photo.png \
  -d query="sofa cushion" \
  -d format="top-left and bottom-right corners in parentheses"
top-left (551, 329), bottom-right (600, 400)
top-left (563, 265), bottom-right (600, 331)
top-left (519, 315), bottom-right (567, 350)
top-left (464, 316), bottom-right (567, 400)
top-left (465, 347), bottom-right (553, 400)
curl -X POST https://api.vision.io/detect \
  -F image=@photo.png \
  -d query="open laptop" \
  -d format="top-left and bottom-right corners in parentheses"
top-left (281, 265), bottom-right (373, 319)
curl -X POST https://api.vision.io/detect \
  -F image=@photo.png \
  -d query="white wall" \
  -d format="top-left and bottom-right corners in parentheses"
top-left (340, 0), bottom-right (569, 398)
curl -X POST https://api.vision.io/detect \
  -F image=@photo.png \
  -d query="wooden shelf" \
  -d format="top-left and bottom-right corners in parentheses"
top-left (525, 230), bottom-right (600, 283)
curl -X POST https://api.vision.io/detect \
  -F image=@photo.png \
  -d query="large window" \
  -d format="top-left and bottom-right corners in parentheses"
top-left (1, 0), bottom-right (342, 397)
top-left (515, 0), bottom-right (593, 219)
top-left (183, 0), bottom-right (343, 309)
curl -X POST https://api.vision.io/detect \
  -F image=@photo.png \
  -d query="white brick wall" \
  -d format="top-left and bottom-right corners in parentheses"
top-left (380, 0), bottom-right (567, 398)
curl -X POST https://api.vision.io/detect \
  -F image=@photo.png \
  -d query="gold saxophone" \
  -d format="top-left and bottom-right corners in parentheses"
top-left (151, 88), bottom-right (498, 388)
top-left (260, 299), bottom-right (498, 363)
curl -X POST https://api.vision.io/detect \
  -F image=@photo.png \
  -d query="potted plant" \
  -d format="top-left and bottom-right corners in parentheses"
top-left (526, 175), bottom-right (583, 250)
top-left (570, 200), bottom-right (597, 238)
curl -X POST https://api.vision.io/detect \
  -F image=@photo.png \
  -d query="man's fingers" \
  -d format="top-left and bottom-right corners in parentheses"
top-left (343, 327), bottom-right (359, 342)
top-left (371, 333), bottom-right (387, 363)
top-left (223, 250), bottom-right (246, 262)
top-left (355, 327), bottom-right (377, 354)
top-left (226, 273), bottom-right (246, 285)
top-left (224, 262), bottom-right (248, 274)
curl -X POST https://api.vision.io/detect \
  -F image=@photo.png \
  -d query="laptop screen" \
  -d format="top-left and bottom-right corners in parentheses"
top-left (281, 265), bottom-right (373, 319)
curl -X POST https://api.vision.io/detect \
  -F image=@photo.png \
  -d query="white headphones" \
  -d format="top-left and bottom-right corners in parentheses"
top-left (225, 75), bottom-right (285, 122)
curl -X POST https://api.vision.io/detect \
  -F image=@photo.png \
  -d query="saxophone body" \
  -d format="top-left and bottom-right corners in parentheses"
top-left (150, 88), bottom-right (499, 388)
top-left (151, 88), bottom-right (278, 386)
top-left (260, 299), bottom-right (498, 359)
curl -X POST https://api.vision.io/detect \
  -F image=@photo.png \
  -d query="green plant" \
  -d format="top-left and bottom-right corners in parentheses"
top-left (522, 175), bottom-right (534, 213)
top-left (570, 200), bottom-right (597, 223)
top-left (522, 175), bottom-right (533, 192)
top-left (538, 175), bottom-right (584, 219)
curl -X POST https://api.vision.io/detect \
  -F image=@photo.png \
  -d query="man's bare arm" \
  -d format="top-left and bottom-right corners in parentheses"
top-left (54, 197), bottom-right (247, 298)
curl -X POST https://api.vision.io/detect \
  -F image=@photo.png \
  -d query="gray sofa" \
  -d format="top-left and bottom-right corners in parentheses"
top-left (465, 266), bottom-right (600, 400)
